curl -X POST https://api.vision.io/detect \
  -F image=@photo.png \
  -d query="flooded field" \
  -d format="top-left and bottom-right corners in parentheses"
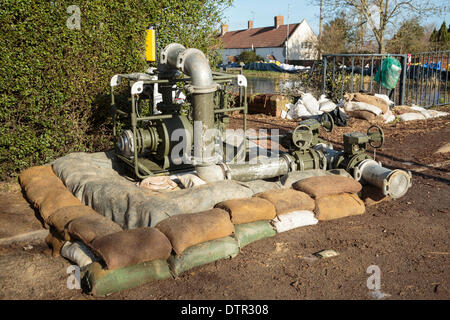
top-left (235, 76), bottom-right (305, 95)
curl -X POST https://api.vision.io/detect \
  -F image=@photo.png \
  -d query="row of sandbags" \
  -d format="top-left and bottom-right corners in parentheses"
top-left (392, 105), bottom-right (449, 122)
top-left (345, 93), bottom-right (449, 123)
top-left (344, 92), bottom-right (396, 123)
top-left (19, 163), bottom-right (366, 296)
top-left (282, 93), bottom-right (338, 120)
top-left (19, 166), bottom-right (174, 295)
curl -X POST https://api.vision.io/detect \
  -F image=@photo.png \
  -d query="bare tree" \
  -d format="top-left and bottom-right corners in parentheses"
top-left (315, 0), bottom-right (444, 53)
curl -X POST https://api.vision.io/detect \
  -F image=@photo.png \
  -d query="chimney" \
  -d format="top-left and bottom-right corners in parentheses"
top-left (248, 20), bottom-right (253, 29)
top-left (274, 15), bottom-right (283, 29)
top-left (221, 24), bottom-right (228, 36)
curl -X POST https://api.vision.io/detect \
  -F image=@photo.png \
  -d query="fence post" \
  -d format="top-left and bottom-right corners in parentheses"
top-left (399, 54), bottom-right (407, 105)
top-left (322, 56), bottom-right (327, 96)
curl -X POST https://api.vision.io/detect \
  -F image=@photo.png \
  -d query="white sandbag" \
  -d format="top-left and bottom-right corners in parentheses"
top-left (318, 94), bottom-right (328, 104)
top-left (382, 110), bottom-right (396, 123)
top-left (271, 210), bottom-right (318, 233)
top-left (300, 93), bottom-right (320, 115)
top-left (344, 101), bottom-right (382, 116)
top-left (318, 95), bottom-right (337, 112)
top-left (374, 94), bottom-right (394, 106)
top-left (411, 105), bottom-right (449, 119)
top-left (61, 241), bottom-right (99, 268)
top-left (320, 101), bottom-right (337, 112)
top-left (424, 110), bottom-right (449, 118)
top-left (398, 112), bottom-right (426, 122)
top-left (288, 100), bottom-right (312, 118)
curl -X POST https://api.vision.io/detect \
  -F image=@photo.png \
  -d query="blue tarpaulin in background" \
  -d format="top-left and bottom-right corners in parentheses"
top-left (243, 62), bottom-right (298, 73)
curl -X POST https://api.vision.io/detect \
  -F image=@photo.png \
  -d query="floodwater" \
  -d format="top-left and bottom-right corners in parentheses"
top-left (241, 77), bottom-right (304, 95)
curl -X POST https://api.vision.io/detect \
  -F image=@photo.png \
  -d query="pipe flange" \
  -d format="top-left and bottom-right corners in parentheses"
top-left (160, 43), bottom-right (186, 65)
top-left (185, 83), bottom-right (218, 94)
top-left (383, 169), bottom-right (412, 199)
top-left (353, 159), bottom-right (379, 181)
top-left (281, 154), bottom-right (296, 172)
top-left (176, 48), bottom-right (207, 70)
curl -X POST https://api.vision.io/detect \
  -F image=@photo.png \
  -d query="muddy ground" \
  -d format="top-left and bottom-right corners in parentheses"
top-left (0, 113), bottom-right (449, 300)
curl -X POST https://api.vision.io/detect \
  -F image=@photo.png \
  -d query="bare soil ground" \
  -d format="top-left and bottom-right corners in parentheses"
top-left (0, 113), bottom-right (449, 300)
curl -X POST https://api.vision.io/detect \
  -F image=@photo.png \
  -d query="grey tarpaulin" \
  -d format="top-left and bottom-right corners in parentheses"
top-left (52, 152), bottom-right (253, 229)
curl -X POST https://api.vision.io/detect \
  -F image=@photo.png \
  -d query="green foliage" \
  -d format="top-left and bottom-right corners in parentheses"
top-left (387, 18), bottom-right (426, 53)
top-left (237, 51), bottom-right (264, 64)
top-left (429, 22), bottom-right (450, 50)
top-left (0, 0), bottom-right (232, 179)
top-left (318, 12), bottom-right (354, 54)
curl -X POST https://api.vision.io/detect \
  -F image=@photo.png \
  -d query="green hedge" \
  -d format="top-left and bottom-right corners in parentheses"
top-left (0, 0), bottom-right (230, 179)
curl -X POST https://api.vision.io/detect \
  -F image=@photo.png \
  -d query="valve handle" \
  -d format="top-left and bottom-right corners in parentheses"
top-left (319, 112), bottom-right (334, 132)
top-left (292, 124), bottom-right (313, 150)
top-left (367, 124), bottom-right (384, 148)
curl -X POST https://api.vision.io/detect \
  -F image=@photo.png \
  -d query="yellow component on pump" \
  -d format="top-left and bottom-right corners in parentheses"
top-left (145, 27), bottom-right (157, 62)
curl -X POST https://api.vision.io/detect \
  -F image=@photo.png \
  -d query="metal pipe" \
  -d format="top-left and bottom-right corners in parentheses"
top-left (354, 159), bottom-right (412, 199)
top-left (195, 156), bottom-right (293, 183)
top-left (160, 43), bottom-right (218, 179)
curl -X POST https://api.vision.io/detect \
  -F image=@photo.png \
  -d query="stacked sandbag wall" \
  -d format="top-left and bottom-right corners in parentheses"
top-left (19, 156), bottom-right (369, 296)
top-left (19, 165), bottom-right (174, 296)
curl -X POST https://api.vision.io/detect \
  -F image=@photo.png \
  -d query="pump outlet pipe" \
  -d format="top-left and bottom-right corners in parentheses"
top-left (354, 159), bottom-right (412, 199)
top-left (159, 43), bottom-right (218, 170)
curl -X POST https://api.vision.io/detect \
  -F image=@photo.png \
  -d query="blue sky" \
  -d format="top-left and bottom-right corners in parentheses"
top-left (222, 0), bottom-right (450, 35)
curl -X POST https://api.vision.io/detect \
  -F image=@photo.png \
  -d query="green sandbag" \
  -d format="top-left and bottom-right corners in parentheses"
top-left (168, 236), bottom-right (239, 276)
top-left (234, 221), bottom-right (276, 248)
top-left (81, 259), bottom-right (171, 296)
top-left (374, 55), bottom-right (402, 90)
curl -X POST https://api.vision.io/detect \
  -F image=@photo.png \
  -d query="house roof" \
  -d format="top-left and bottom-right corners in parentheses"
top-left (220, 23), bottom-right (302, 49)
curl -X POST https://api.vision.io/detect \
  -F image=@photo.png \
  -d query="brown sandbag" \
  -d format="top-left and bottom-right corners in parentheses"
top-left (22, 176), bottom-right (67, 207)
top-left (47, 205), bottom-right (97, 236)
top-left (19, 165), bottom-right (55, 188)
top-left (45, 228), bottom-right (66, 257)
top-left (255, 189), bottom-right (315, 216)
top-left (90, 228), bottom-right (172, 270)
top-left (349, 110), bottom-right (376, 121)
top-left (392, 105), bottom-right (422, 116)
top-left (352, 93), bottom-right (389, 114)
top-left (314, 193), bottom-right (365, 221)
top-left (215, 198), bottom-right (276, 224)
top-left (68, 214), bottom-right (122, 244)
top-left (155, 208), bottom-right (234, 255)
top-left (360, 184), bottom-right (391, 206)
top-left (38, 191), bottom-right (83, 222)
top-left (293, 175), bottom-right (362, 199)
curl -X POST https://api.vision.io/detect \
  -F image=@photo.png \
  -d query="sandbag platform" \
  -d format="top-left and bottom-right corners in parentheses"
top-left (19, 151), bottom-right (384, 296)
